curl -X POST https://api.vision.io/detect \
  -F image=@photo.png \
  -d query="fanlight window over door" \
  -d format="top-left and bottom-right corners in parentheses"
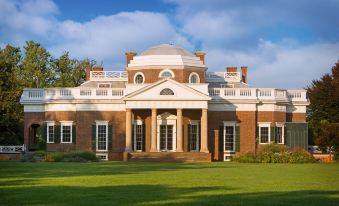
top-left (160, 88), bottom-right (174, 95)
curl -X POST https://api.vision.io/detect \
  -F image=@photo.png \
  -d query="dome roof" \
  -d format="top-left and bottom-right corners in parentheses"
top-left (140, 44), bottom-right (195, 57)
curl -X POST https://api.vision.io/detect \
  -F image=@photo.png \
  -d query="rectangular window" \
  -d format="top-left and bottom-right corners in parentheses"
top-left (189, 121), bottom-right (200, 151)
top-left (223, 122), bottom-right (236, 152)
top-left (46, 122), bottom-right (55, 143)
top-left (96, 121), bottom-right (108, 151)
top-left (259, 123), bottom-right (270, 144)
top-left (276, 124), bottom-right (284, 144)
top-left (61, 122), bottom-right (73, 143)
top-left (134, 120), bottom-right (143, 152)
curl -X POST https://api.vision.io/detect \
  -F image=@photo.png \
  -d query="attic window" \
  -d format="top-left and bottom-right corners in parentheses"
top-left (160, 88), bottom-right (174, 95)
top-left (98, 83), bottom-right (111, 88)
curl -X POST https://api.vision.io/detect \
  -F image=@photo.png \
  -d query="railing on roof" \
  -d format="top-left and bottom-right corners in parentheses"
top-left (206, 72), bottom-right (241, 82)
top-left (21, 87), bottom-right (125, 102)
top-left (208, 88), bottom-right (307, 102)
top-left (90, 71), bottom-right (128, 81)
top-left (0, 145), bottom-right (25, 153)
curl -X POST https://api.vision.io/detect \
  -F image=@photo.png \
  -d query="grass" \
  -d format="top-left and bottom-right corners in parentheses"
top-left (0, 161), bottom-right (338, 206)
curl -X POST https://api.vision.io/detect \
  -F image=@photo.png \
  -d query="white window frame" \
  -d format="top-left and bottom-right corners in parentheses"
top-left (189, 72), bottom-right (200, 83)
top-left (98, 83), bottom-right (111, 88)
top-left (96, 153), bottom-right (108, 160)
top-left (96, 120), bottom-right (109, 152)
top-left (276, 123), bottom-right (285, 144)
top-left (46, 121), bottom-right (55, 143)
top-left (223, 122), bottom-right (236, 152)
top-left (60, 121), bottom-right (73, 143)
top-left (188, 120), bottom-right (200, 152)
top-left (133, 120), bottom-right (143, 152)
top-left (258, 123), bottom-right (271, 144)
top-left (133, 72), bottom-right (145, 84)
top-left (159, 69), bottom-right (175, 78)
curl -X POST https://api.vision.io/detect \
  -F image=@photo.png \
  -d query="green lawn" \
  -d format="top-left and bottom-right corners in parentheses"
top-left (0, 161), bottom-right (338, 206)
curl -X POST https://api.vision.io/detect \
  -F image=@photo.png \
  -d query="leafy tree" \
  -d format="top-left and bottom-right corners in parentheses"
top-left (307, 61), bottom-right (339, 154)
top-left (0, 45), bottom-right (23, 144)
top-left (19, 41), bottom-right (55, 88)
top-left (53, 52), bottom-right (90, 87)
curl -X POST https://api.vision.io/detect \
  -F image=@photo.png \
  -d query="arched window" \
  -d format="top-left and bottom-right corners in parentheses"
top-left (134, 72), bottom-right (144, 84)
top-left (189, 72), bottom-right (200, 83)
top-left (159, 69), bottom-right (174, 78)
top-left (160, 88), bottom-right (174, 95)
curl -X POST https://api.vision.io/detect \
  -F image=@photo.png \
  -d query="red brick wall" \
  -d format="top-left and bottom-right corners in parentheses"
top-left (286, 113), bottom-right (306, 122)
top-left (127, 69), bottom-right (205, 84)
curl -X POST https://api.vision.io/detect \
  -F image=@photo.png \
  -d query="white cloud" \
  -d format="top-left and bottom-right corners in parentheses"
top-left (205, 40), bottom-right (339, 88)
top-left (51, 11), bottom-right (193, 68)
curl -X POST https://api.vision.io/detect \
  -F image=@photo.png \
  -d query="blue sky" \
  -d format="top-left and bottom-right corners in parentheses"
top-left (1, 0), bottom-right (339, 88)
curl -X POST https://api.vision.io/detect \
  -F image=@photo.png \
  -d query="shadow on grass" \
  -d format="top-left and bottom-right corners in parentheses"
top-left (0, 161), bottom-right (234, 178)
top-left (0, 184), bottom-right (337, 206)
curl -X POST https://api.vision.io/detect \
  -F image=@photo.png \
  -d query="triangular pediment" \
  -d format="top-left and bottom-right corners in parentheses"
top-left (124, 79), bottom-right (211, 101)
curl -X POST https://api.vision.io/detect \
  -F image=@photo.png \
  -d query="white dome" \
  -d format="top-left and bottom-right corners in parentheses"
top-left (140, 44), bottom-right (195, 57)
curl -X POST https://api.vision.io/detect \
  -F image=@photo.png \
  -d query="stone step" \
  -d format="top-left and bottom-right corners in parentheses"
top-left (128, 152), bottom-right (211, 162)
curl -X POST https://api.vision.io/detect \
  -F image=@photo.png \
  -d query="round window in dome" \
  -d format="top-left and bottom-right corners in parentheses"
top-left (159, 69), bottom-right (175, 78)
top-left (134, 72), bottom-right (144, 84)
top-left (189, 72), bottom-right (200, 83)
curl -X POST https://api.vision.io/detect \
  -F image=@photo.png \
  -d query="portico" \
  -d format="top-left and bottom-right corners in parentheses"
top-left (123, 78), bottom-right (211, 153)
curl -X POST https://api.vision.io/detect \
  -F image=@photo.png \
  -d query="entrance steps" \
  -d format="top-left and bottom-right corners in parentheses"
top-left (128, 152), bottom-right (211, 162)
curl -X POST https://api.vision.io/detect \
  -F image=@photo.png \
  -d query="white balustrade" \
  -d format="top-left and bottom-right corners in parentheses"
top-left (90, 71), bottom-right (128, 81)
top-left (206, 72), bottom-right (242, 82)
top-left (0, 145), bottom-right (25, 153)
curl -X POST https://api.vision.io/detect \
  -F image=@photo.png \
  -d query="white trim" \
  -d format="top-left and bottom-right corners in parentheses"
top-left (258, 123), bottom-right (271, 144)
top-left (223, 122), bottom-right (236, 152)
top-left (46, 121), bottom-right (55, 143)
top-left (96, 153), bottom-right (108, 160)
top-left (159, 69), bottom-right (175, 78)
top-left (157, 112), bottom-right (177, 152)
top-left (133, 72), bottom-right (145, 84)
top-left (188, 120), bottom-right (200, 152)
top-left (133, 120), bottom-right (144, 152)
top-left (189, 72), bottom-right (200, 83)
top-left (61, 122), bottom-right (73, 143)
top-left (96, 121), bottom-right (109, 152)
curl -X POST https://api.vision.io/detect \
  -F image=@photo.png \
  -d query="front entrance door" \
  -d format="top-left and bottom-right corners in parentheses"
top-left (159, 125), bottom-right (174, 151)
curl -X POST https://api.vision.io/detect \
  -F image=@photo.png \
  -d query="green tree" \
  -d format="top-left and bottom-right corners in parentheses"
top-left (0, 45), bottom-right (23, 144)
top-left (53, 52), bottom-right (90, 87)
top-left (19, 41), bottom-right (55, 88)
top-left (307, 61), bottom-right (339, 155)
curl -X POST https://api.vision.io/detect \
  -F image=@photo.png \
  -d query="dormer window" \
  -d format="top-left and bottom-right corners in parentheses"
top-left (160, 88), bottom-right (174, 95)
top-left (134, 72), bottom-right (145, 84)
top-left (159, 69), bottom-right (174, 78)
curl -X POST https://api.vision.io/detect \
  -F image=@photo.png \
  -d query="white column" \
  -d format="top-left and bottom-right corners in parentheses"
top-left (176, 108), bottom-right (183, 152)
top-left (200, 108), bottom-right (209, 153)
top-left (125, 109), bottom-right (132, 152)
top-left (150, 108), bottom-right (157, 152)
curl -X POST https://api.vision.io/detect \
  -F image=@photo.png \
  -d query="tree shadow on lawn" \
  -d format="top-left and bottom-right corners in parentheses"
top-left (0, 184), bottom-right (337, 206)
top-left (0, 161), bottom-right (234, 179)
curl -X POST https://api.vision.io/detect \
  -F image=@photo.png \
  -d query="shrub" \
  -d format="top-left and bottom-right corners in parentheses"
top-left (232, 144), bottom-right (316, 163)
top-left (21, 152), bottom-right (44, 162)
top-left (45, 151), bottom-right (99, 162)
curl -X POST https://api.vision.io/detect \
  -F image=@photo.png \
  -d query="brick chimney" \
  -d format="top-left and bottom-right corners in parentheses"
top-left (195, 51), bottom-right (205, 64)
top-left (241, 66), bottom-right (248, 83)
top-left (226, 67), bottom-right (237, 72)
top-left (85, 65), bottom-right (91, 81)
top-left (125, 51), bottom-right (137, 66)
